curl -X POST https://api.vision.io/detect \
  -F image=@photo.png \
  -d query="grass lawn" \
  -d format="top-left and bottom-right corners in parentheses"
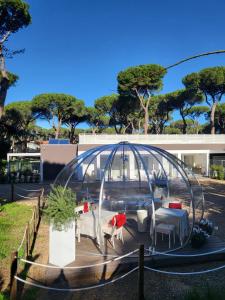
top-left (0, 202), bottom-right (34, 293)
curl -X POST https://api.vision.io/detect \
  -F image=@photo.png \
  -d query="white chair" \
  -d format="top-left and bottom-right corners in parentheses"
top-left (102, 216), bottom-right (124, 249)
top-left (155, 223), bottom-right (175, 248)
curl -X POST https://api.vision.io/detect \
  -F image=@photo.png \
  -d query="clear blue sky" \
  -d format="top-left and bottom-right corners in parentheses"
top-left (5, 0), bottom-right (225, 127)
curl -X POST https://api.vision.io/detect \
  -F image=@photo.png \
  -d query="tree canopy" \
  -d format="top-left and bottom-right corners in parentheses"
top-left (63, 99), bottom-right (87, 143)
top-left (0, 0), bottom-right (31, 118)
top-left (32, 93), bottom-right (76, 139)
top-left (86, 107), bottom-right (109, 134)
top-left (183, 66), bottom-right (225, 134)
top-left (117, 64), bottom-right (167, 134)
top-left (167, 89), bottom-right (203, 133)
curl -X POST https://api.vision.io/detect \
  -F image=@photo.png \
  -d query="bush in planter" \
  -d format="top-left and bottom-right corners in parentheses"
top-left (198, 218), bottom-right (214, 235)
top-left (210, 164), bottom-right (224, 180)
top-left (191, 225), bottom-right (209, 248)
top-left (44, 185), bottom-right (79, 230)
top-left (153, 170), bottom-right (167, 187)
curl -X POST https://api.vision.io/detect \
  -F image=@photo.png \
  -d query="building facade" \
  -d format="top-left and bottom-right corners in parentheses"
top-left (6, 134), bottom-right (225, 182)
top-left (78, 134), bottom-right (225, 178)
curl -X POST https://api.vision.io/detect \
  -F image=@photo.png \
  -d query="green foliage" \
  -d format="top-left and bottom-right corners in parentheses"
top-left (168, 119), bottom-right (203, 134)
top-left (0, 159), bottom-right (7, 182)
top-left (32, 93), bottom-right (75, 121)
top-left (210, 164), bottom-right (224, 180)
top-left (0, 138), bottom-right (10, 160)
top-left (0, 292), bottom-right (9, 300)
top-left (166, 89), bottom-right (204, 134)
top-left (183, 66), bottom-right (225, 133)
top-left (44, 186), bottom-right (79, 231)
top-left (117, 64), bottom-right (167, 96)
top-left (63, 99), bottom-right (87, 143)
top-left (191, 226), bottom-right (208, 248)
top-left (0, 0), bottom-right (31, 34)
top-left (214, 103), bottom-right (225, 133)
top-left (183, 67), bottom-right (225, 101)
top-left (148, 94), bottom-right (174, 134)
top-left (117, 64), bottom-right (167, 134)
top-left (94, 94), bottom-right (118, 115)
top-left (32, 93), bottom-right (80, 138)
top-left (164, 127), bottom-right (181, 134)
top-left (94, 94), bottom-right (140, 134)
top-left (86, 106), bottom-right (109, 133)
top-left (5, 101), bottom-right (34, 134)
top-left (0, 72), bottom-right (18, 87)
top-left (21, 287), bottom-right (39, 300)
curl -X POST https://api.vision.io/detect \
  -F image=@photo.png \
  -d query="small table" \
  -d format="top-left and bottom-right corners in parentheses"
top-left (155, 223), bottom-right (175, 248)
top-left (153, 207), bottom-right (189, 245)
top-left (78, 209), bottom-right (117, 244)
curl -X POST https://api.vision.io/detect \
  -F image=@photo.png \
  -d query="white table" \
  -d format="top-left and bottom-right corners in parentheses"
top-left (78, 209), bottom-right (117, 244)
top-left (153, 207), bottom-right (189, 245)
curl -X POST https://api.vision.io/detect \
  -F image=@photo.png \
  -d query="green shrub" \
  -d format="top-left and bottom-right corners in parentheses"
top-left (43, 185), bottom-right (79, 231)
top-left (191, 226), bottom-right (208, 248)
top-left (0, 160), bottom-right (7, 183)
top-left (0, 291), bottom-right (9, 300)
top-left (210, 164), bottom-right (224, 180)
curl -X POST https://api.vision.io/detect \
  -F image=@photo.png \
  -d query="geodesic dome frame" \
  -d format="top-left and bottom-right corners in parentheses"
top-left (54, 142), bottom-right (205, 252)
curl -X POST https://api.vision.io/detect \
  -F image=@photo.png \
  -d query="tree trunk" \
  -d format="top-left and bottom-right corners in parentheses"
top-left (144, 108), bottom-right (149, 135)
top-left (55, 119), bottom-right (62, 139)
top-left (0, 48), bottom-right (9, 119)
top-left (0, 77), bottom-right (9, 119)
top-left (180, 110), bottom-right (187, 134)
top-left (69, 126), bottom-right (75, 144)
top-left (159, 122), bottom-right (165, 134)
top-left (210, 102), bottom-right (217, 134)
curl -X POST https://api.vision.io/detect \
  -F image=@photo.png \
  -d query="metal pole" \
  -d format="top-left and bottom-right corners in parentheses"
top-left (138, 244), bottom-right (145, 300)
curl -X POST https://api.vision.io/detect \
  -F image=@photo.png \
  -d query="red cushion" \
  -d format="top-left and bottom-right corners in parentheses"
top-left (110, 216), bottom-right (117, 226)
top-left (116, 214), bottom-right (126, 227)
top-left (83, 202), bottom-right (89, 213)
top-left (169, 202), bottom-right (182, 209)
top-left (109, 214), bottom-right (126, 228)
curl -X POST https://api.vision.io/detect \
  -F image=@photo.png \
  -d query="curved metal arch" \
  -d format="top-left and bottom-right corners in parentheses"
top-left (131, 144), bottom-right (156, 249)
top-left (128, 144), bottom-right (142, 189)
top-left (63, 145), bottom-right (114, 190)
top-left (54, 145), bottom-right (109, 187)
top-left (98, 144), bottom-right (121, 247)
top-left (107, 144), bottom-right (121, 182)
top-left (81, 144), bottom-right (115, 190)
top-left (139, 145), bottom-right (170, 198)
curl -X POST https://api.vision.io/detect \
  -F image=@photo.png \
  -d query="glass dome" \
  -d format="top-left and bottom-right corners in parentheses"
top-left (54, 142), bottom-right (204, 253)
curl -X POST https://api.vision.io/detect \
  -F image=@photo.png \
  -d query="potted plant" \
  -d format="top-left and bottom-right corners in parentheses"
top-left (191, 225), bottom-right (209, 248)
top-left (198, 218), bottom-right (214, 235)
top-left (44, 185), bottom-right (79, 267)
top-left (153, 170), bottom-right (168, 187)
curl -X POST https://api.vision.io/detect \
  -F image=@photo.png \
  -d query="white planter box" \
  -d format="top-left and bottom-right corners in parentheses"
top-left (49, 221), bottom-right (75, 267)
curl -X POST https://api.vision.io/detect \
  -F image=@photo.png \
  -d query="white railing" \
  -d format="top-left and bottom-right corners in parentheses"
top-left (79, 134), bottom-right (225, 145)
